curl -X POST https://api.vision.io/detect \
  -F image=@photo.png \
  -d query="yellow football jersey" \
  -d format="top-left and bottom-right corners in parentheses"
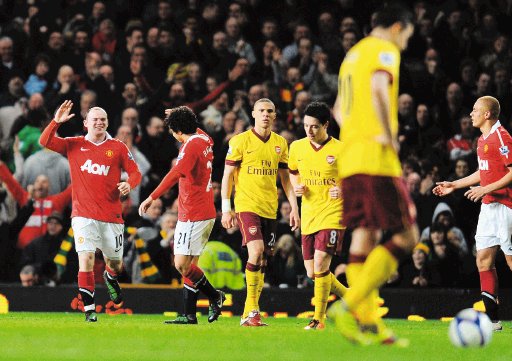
top-left (337, 36), bottom-right (402, 178)
top-left (288, 137), bottom-right (343, 235)
top-left (226, 129), bottom-right (288, 219)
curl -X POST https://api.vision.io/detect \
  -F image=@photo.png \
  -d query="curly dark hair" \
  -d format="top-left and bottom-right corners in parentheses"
top-left (304, 101), bottom-right (331, 125)
top-left (164, 106), bottom-right (199, 134)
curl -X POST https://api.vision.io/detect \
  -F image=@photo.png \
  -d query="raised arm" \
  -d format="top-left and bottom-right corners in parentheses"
top-left (39, 100), bottom-right (76, 153)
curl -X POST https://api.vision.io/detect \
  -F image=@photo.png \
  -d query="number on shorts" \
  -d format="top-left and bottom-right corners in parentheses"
top-left (268, 232), bottom-right (276, 248)
top-left (115, 234), bottom-right (123, 249)
top-left (329, 231), bottom-right (337, 245)
top-left (177, 232), bottom-right (187, 246)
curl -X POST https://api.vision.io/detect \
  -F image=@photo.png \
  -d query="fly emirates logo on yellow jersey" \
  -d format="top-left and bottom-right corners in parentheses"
top-left (303, 169), bottom-right (336, 186)
top-left (247, 160), bottom-right (278, 176)
top-left (80, 159), bottom-right (111, 175)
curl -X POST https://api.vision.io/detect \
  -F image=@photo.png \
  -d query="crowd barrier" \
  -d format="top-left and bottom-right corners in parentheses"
top-left (1, 284), bottom-right (511, 319)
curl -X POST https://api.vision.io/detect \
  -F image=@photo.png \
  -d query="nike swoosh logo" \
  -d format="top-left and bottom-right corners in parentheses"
top-left (247, 150), bottom-right (256, 154)
top-left (80, 147), bottom-right (90, 151)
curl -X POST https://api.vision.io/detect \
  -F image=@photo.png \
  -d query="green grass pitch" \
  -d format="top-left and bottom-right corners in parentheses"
top-left (0, 312), bottom-right (511, 361)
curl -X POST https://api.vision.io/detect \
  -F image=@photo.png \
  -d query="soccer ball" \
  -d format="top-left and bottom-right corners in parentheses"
top-left (448, 308), bottom-right (493, 347)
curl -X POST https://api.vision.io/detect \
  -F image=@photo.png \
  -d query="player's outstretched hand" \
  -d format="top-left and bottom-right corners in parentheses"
top-left (138, 196), bottom-right (153, 216)
top-left (54, 100), bottom-right (75, 123)
top-left (289, 208), bottom-right (300, 231)
top-left (432, 181), bottom-right (455, 197)
top-left (221, 211), bottom-right (235, 229)
top-left (464, 186), bottom-right (486, 202)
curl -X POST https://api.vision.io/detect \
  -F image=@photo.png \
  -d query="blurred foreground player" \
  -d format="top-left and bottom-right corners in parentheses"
top-left (139, 106), bottom-right (225, 324)
top-left (328, 4), bottom-right (418, 345)
top-left (40, 100), bottom-right (141, 322)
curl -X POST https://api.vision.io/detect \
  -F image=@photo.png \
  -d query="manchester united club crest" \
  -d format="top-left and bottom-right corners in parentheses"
top-left (275, 146), bottom-right (281, 154)
top-left (326, 155), bottom-right (335, 164)
top-left (248, 226), bottom-right (257, 235)
top-left (106, 150), bottom-right (114, 158)
top-left (484, 144), bottom-right (488, 153)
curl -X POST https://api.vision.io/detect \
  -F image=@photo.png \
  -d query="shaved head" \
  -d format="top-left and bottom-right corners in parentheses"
top-left (478, 96), bottom-right (500, 120)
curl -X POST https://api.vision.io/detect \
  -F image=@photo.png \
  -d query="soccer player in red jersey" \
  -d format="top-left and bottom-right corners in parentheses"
top-left (40, 100), bottom-right (142, 322)
top-left (434, 96), bottom-right (512, 331)
top-left (139, 106), bottom-right (225, 325)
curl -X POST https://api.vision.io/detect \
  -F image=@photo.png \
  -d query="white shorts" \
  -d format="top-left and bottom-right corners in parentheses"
top-left (72, 217), bottom-right (125, 260)
top-left (174, 219), bottom-right (215, 256)
top-left (475, 203), bottom-right (512, 255)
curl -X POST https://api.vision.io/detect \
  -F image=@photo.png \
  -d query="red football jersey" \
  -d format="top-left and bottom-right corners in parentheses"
top-left (151, 129), bottom-right (215, 221)
top-left (477, 121), bottom-right (512, 208)
top-left (40, 121), bottom-right (142, 223)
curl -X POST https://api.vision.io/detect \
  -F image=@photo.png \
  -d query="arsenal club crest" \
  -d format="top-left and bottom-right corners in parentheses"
top-left (248, 226), bottom-right (257, 235)
top-left (275, 146), bottom-right (281, 154)
top-left (326, 155), bottom-right (335, 165)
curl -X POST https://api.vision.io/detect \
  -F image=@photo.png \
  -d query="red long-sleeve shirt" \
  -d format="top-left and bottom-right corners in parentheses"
top-left (40, 120), bottom-right (141, 223)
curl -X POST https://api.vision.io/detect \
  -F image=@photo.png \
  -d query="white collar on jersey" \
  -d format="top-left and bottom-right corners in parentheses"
top-left (489, 120), bottom-right (501, 134)
top-left (483, 120), bottom-right (501, 140)
top-left (85, 132), bottom-right (113, 145)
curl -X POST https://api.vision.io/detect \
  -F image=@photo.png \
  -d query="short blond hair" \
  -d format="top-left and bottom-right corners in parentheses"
top-left (479, 96), bottom-right (500, 120)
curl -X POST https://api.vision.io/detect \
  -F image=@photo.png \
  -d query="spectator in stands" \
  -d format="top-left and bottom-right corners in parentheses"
top-left (447, 115), bottom-right (475, 162)
top-left (198, 240), bottom-right (245, 290)
top-left (397, 242), bottom-right (431, 288)
top-left (0, 162), bottom-right (71, 249)
top-left (115, 125), bottom-right (150, 208)
top-left (20, 146), bottom-right (70, 195)
top-left (421, 202), bottom-right (468, 256)
top-left (225, 16), bottom-right (256, 65)
top-left (91, 18), bottom-right (117, 63)
top-left (20, 211), bottom-right (76, 284)
top-left (270, 234), bottom-right (305, 288)
top-left (138, 115), bottom-right (178, 195)
top-left (427, 222), bottom-right (461, 287)
top-left (44, 65), bottom-right (80, 136)
top-left (282, 23), bottom-right (321, 62)
top-left (19, 264), bottom-right (39, 286)
top-left (23, 54), bottom-right (50, 96)
top-left (0, 36), bottom-right (24, 90)
top-left (0, 76), bottom-right (26, 149)
top-left (308, 51), bottom-right (338, 104)
top-left (62, 28), bottom-right (91, 75)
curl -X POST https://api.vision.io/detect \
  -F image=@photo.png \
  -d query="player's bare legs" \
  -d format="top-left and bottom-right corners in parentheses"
top-left (103, 257), bottom-right (124, 307)
top-left (77, 252), bottom-right (97, 322)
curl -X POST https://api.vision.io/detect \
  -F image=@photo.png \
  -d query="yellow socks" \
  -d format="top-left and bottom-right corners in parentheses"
top-left (243, 263), bottom-right (260, 318)
top-left (313, 271), bottom-right (331, 321)
top-left (330, 272), bottom-right (348, 298)
top-left (344, 246), bottom-right (398, 311)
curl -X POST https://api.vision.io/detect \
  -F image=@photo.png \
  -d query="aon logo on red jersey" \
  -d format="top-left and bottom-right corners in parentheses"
top-left (478, 157), bottom-right (489, 171)
top-left (81, 159), bottom-right (110, 175)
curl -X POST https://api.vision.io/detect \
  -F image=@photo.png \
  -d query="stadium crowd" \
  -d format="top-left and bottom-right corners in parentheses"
top-left (1, 0), bottom-right (512, 289)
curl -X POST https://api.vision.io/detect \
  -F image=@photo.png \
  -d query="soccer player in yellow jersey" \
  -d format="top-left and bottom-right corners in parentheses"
top-left (328, 4), bottom-right (419, 345)
top-left (288, 102), bottom-right (347, 330)
top-left (221, 98), bottom-right (300, 326)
